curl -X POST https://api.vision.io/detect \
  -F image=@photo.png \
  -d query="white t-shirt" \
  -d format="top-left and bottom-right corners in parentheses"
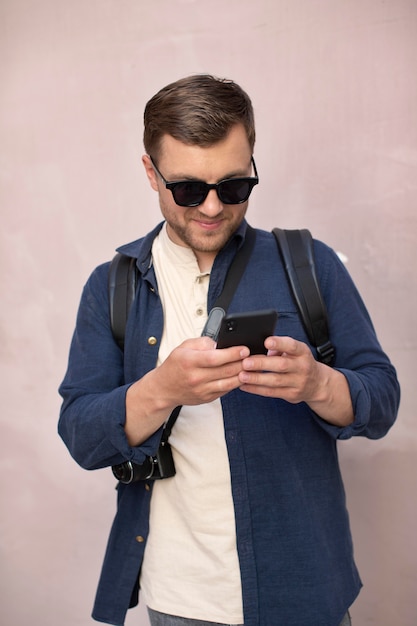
top-left (140, 224), bottom-right (243, 624)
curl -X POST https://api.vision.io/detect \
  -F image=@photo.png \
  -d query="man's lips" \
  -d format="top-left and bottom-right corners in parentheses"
top-left (193, 218), bottom-right (224, 231)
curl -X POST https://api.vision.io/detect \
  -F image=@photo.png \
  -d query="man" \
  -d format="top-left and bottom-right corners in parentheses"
top-left (58, 74), bottom-right (400, 626)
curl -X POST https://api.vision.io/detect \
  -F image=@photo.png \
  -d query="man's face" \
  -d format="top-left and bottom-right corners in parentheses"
top-left (143, 124), bottom-right (254, 270)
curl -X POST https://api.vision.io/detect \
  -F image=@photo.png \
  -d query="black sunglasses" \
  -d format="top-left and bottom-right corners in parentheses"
top-left (150, 156), bottom-right (259, 207)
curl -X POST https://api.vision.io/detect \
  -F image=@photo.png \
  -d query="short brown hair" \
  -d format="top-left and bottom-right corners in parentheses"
top-left (143, 74), bottom-right (255, 160)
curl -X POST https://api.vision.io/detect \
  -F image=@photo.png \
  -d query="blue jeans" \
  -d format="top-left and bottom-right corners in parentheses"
top-left (147, 607), bottom-right (352, 626)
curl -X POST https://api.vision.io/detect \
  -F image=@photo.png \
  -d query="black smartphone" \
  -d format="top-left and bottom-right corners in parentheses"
top-left (216, 309), bottom-right (278, 355)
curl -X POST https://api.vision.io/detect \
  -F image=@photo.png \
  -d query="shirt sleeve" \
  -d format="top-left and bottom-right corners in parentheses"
top-left (308, 241), bottom-right (400, 440)
top-left (58, 262), bottom-right (162, 470)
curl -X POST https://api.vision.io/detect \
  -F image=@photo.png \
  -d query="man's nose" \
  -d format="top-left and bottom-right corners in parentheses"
top-left (199, 189), bottom-right (224, 216)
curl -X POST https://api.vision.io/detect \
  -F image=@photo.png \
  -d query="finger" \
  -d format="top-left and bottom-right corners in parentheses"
top-left (264, 335), bottom-right (302, 356)
top-left (209, 344), bottom-right (250, 365)
top-left (241, 354), bottom-right (289, 374)
top-left (239, 370), bottom-right (286, 387)
top-left (238, 371), bottom-right (303, 402)
top-left (239, 382), bottom-right (301, 402)
top-left (182, 336), bottom-right (216, 351)
top-left (174, 341), bottom-right (249, 373)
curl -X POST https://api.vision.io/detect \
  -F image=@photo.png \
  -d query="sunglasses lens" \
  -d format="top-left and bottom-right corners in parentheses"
top-left (172, 182), bottom-right (208, 207)
top-left (169, 177), bottom-right (258, 207)
top-left (218, 179), bottom-right (254, 204)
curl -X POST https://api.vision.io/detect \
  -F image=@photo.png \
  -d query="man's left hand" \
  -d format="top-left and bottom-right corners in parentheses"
top-left (238, 335), bottom-right (354, 427)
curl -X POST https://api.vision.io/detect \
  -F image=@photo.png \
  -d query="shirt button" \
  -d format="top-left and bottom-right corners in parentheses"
top-left (148, 336), bottom-right (158, 345)
top-left (196, 308), bottom-right (204, 316)
top-left (135, 535), bottom-right (145, 543)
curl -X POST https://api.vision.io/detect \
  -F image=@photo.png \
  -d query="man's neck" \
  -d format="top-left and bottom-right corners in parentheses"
top-left (194, 250), bottom-right (216, 273)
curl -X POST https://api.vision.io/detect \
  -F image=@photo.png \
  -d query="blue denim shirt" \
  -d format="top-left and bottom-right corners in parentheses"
top-left (58, 221), bottom-right (400, 626)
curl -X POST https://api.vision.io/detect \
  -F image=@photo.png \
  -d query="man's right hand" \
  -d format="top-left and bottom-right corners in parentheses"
top-left (125, 336), bottom-right (250, 446)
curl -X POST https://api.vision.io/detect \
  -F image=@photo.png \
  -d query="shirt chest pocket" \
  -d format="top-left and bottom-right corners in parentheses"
top-left (275, 310), bottom-right (310, 345)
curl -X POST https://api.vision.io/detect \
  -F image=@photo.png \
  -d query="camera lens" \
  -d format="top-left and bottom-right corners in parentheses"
top-left (226, 320), bottom-right (236, 332)
top-left (112, 457), bottom-right (155, 483)
top-left (112, 461), bottom-right (134, 483)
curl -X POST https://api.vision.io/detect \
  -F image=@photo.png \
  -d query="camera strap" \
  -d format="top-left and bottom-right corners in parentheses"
top-left (160, 224), bottom-right (256, 443)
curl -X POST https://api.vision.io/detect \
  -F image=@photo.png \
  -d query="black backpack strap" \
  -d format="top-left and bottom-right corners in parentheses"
top-left (272, 228), bottom-right (335, 365)
top-left (108, 253), bottom-right (138, 350)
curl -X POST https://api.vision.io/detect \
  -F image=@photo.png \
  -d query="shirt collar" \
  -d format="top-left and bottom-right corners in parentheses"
top-left (115, 219), bottom-right (250, 274)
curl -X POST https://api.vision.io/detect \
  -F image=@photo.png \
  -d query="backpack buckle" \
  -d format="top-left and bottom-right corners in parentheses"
top-left (316, 341), bottom-right (335, 365)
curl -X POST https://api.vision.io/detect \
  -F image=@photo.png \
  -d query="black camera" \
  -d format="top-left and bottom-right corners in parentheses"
top-left (111, 441), bottom-right (176, 484)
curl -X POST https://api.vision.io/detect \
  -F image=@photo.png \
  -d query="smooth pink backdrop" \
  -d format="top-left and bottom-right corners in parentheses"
top-left (1, 1), bottom-right (416, 624)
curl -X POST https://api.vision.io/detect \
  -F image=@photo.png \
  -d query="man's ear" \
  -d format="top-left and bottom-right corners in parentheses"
top-left (142, 155), bottom-right (159, 192)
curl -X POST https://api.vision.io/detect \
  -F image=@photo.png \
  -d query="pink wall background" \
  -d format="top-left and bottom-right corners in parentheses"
top-left (1, 1), bottom-right (416, 624)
